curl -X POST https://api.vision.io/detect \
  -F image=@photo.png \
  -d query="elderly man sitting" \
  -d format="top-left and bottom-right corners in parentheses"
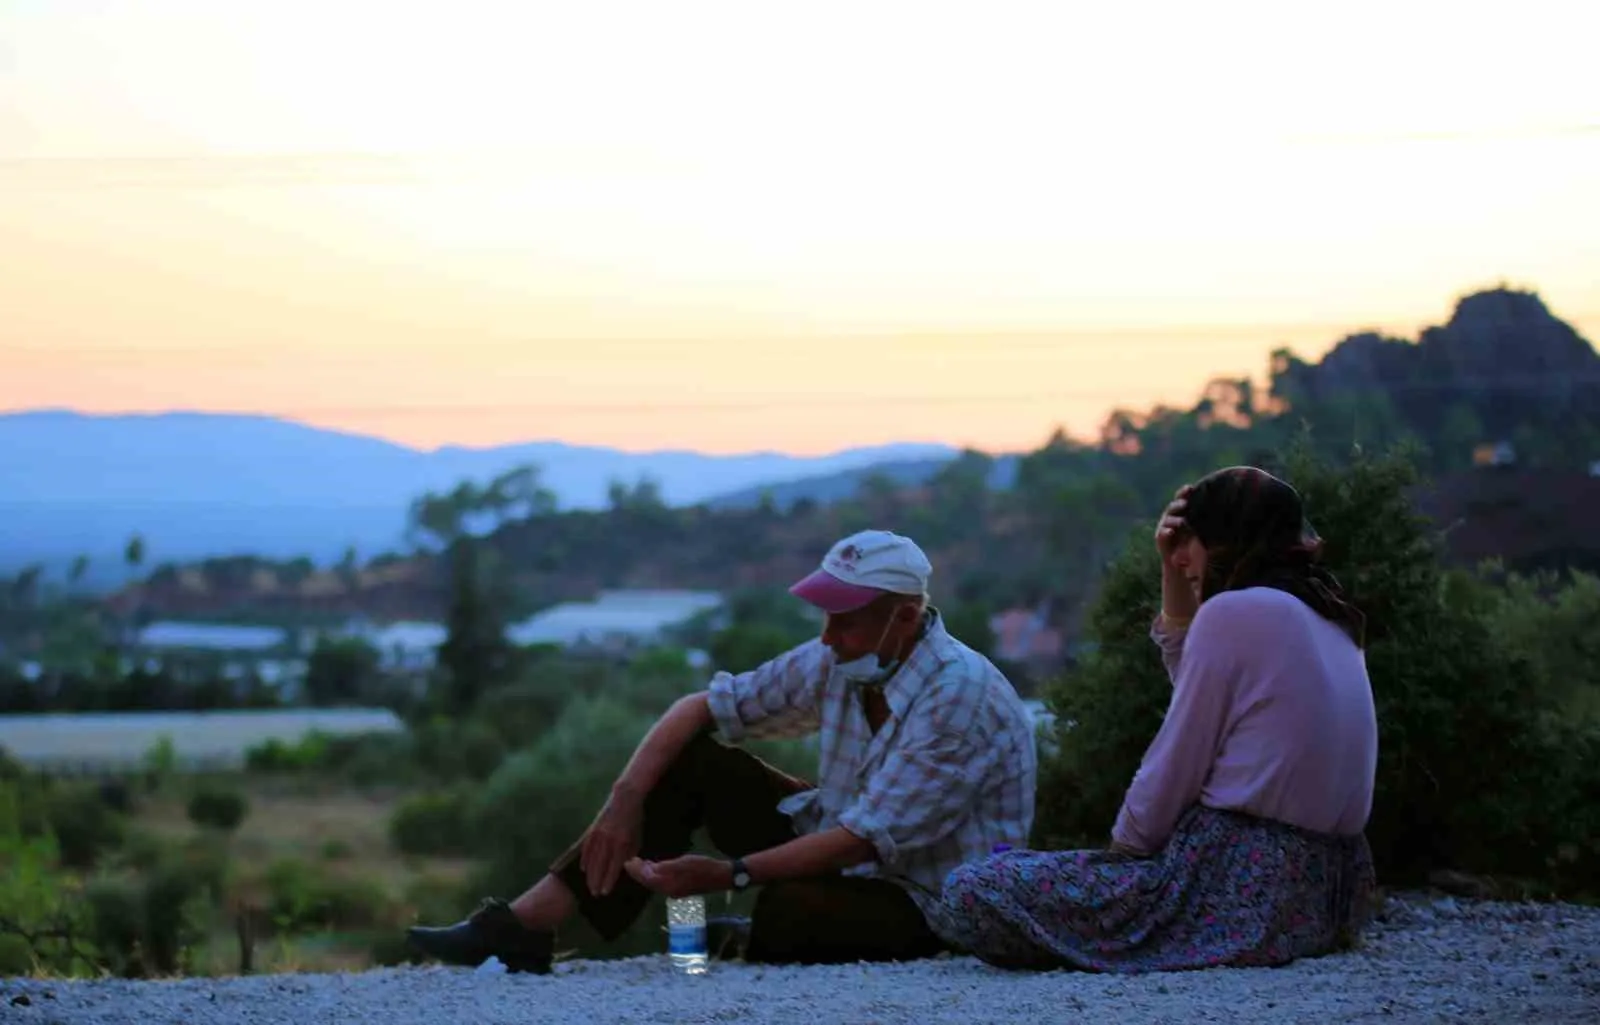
top-left (405, 529), bottom-right (1038, 971)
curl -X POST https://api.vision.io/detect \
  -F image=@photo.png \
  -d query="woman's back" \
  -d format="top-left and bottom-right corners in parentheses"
top-left (1196, 586), bottom-right (1377, 836)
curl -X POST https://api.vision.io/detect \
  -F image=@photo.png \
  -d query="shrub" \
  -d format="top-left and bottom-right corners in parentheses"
top-left (1481, 568), bottom-right (1600, 726)
top-left (83, 846), bottom-right (217, 978)
top-left (0, 746), bottom-right (25, 781)
top-left (0, 782), bottom-right (97, 977)
top-left (388, 790), bottom-right (474, 857)
top-left (186, 786), bottom-right (250, 832)
top-left (334, 733), bottom-right (423, 786)
top-left (413, 716), bottom-right (506, 782)
top-left (262, 857), bottom-right (392, 933)
top-left (43, 782), bottom-right (126, 869)
top-left (96, 779), bottom-right (136, 814)
top-left (1035, 440), bottom-right (1600, 894)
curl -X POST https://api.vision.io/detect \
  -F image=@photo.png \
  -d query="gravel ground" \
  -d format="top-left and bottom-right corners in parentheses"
top-left (4, 893), bottom-right (1597, 1024)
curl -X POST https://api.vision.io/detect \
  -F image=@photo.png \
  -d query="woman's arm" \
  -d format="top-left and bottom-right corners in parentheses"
top-left (1112, 600), bottom-right (1241, 854)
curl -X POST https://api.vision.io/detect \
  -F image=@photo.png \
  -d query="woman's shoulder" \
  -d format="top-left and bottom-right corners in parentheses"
top-left (1192, 586), bottom-right (1310, 633)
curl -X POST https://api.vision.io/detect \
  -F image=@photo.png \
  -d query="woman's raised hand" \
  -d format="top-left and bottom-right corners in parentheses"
top-left (1154, 485), bottom-right (1193, 566)
top-left (1155, 484), bottom-right (1199, 624)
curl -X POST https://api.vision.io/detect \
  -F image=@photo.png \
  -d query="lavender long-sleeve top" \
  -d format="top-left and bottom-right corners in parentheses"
top-left (1110, 586), bottom-right (1379, 855)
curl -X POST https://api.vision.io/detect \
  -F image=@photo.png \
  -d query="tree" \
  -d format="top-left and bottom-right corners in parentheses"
top-left (124, 535), bottom-right (145, 573)
top-left (7, 565), bottom-right (42, 609)
top-left (335, 547), bottom-right (360, 591)
top-left (303, 636), bottom-right (382, 707)
top-left (406, 492), bottom-right (465, 551)
top-left (485, 464), bottom-right (558, 522)
top-left (432, 539), bottom-right (516, 716)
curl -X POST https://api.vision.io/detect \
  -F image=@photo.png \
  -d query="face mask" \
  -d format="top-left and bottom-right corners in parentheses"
top-left (835, 614), bottom-right (901, 685)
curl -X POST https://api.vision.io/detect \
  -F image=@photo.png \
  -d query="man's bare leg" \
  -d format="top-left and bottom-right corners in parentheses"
top-left (508, 873), bottom-right (578, 930)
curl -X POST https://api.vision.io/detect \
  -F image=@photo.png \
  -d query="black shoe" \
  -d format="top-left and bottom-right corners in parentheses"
top-left (707, 915), bottom-right (753, 961)
top-left (405, 898), bottom-right (554, 975)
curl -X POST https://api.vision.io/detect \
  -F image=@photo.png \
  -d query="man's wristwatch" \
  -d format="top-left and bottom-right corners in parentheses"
top-left (728, 857), bottom-right (752, 891)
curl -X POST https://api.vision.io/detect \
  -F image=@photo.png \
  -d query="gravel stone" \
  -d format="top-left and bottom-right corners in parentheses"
top-left (3, 892), bottom-right (1597, 1024)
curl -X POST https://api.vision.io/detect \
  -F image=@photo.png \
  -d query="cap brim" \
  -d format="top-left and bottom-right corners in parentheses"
top-left (789, 569), bottom-right (883, 614)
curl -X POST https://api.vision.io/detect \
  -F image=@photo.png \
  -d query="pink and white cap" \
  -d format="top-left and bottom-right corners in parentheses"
top-left (789, 529), bottom-right (933, 614)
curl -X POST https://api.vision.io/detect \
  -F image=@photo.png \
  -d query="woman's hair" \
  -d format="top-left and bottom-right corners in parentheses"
top-left (1181, 466), bottom-right (1366, 646)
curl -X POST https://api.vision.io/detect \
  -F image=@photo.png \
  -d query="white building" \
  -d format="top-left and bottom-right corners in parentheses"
top-left (507, 590), bottom-right (725, 652)
top-left (135, 621), bottom-right (288, 653)
top-left (129, 621), bottom-right (302, 690)
top-left (361, 620), bottom-right (449, 672)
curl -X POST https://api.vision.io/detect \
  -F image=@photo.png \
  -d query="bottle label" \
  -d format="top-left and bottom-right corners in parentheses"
top-left (668, 923), bottom-right (707, 955)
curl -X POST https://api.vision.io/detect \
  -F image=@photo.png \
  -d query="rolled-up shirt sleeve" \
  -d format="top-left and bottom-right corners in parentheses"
top-left (705, 639), bottom-right (829, 743)
top-left (1112, 605), bottom-right (1239, 854)
top-left (837, 687), bottom-right (997, 868)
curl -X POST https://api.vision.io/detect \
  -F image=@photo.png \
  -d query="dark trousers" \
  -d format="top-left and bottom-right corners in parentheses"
top-left (548, 729), bottom-right (946, 964)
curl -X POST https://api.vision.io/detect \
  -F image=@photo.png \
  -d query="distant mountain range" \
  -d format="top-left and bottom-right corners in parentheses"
top-left (705, 455), bottom-right (1021, 510)
top-left (0, 410), bottom-right (968, 580)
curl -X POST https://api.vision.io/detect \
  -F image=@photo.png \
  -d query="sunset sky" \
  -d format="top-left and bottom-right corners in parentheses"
top-left (2, 0), bottom-right (1596, 456)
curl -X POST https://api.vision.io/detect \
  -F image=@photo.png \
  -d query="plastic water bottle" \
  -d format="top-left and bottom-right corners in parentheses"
top-left (665, 895), bottom-right (708, 975)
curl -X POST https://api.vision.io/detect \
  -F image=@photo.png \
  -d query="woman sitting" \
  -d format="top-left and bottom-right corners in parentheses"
top-left (933, 466), bottom-right (1378, 972)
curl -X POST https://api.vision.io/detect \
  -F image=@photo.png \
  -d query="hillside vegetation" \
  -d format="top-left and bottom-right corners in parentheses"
top-left (41, 285), bottom-right (1597, 638)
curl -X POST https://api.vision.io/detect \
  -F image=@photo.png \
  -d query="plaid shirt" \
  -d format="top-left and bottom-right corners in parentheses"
top-left (706, 609), bottom-right (1038, 918)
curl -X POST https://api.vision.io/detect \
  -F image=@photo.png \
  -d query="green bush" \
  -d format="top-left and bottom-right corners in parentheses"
top-left (413, 716), bottom-right (506, 782)
top-left (472, 679), bottom-right (570, 746)
top-left (0, 746), bottom-right (26, 781)
top-left (244, 730), bottom-right (424, 786)
top-left (262, 857), bottom-right (392, 934)
top-left (96, 779), bottom-right (136, 814)
top-left (1481, 568), bottom-right (1600, 726)
top-left (42, 782), bottom-right (126, 869)
top-left (186, 786), bottom-right (250, 832)
top-left (82, 851), bottom-right (216, 978)
top-left (0, 782), bottom-right (97, 977)
top-left (1035, 441), bottom-right (1600, 894)
top-left (389, 789), bottom-right (474, 857)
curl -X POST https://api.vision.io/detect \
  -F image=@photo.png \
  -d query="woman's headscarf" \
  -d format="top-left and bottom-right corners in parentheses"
top-left (1181, 466), bottom-right (1366, 646)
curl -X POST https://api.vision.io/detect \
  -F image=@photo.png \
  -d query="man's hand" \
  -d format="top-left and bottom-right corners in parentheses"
top-left (579, 788), bottom-right (645, 897)
top-left (623, 855), bottom-right (732, 898)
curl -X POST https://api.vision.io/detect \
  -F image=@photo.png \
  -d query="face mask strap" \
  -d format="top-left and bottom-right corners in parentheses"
top-left (838, 604), bottom-right (908, 685)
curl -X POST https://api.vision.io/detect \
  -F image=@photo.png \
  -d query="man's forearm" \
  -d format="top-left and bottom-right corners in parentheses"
top-left (612, 692), bottom-right (714, 801)
top-left (743, 826), bottom-right (878, 884)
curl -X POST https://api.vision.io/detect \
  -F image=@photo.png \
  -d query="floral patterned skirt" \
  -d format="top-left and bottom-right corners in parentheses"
top-left (929, 805), bottom-right (1375, 973)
